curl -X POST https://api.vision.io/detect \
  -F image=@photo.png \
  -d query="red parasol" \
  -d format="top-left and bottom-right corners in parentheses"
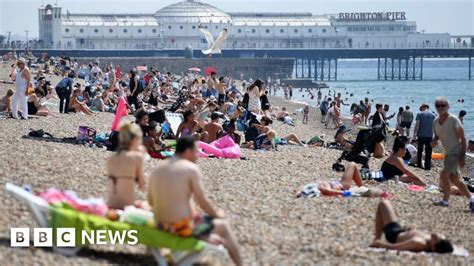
top-left (188, 67), bottom-right (201, 72)
top-left (136, 66), bottom-right (147, 71)
top-left (204, 66), bottom-right (217, 76)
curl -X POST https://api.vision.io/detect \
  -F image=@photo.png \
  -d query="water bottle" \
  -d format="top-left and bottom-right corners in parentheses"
top-left (394, 175), bottom-right (400, 184)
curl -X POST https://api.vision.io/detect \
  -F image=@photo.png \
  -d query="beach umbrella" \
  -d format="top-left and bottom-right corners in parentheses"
top-left (188, 67), bottom-right (201, 72)
top-left (136, 66), bottom-right (147, 71)
top-left (204, 66), bottom-right (217, 76)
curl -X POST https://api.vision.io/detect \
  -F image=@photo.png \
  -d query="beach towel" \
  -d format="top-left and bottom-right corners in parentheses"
top-left (49, 205), bottom-right (205, 251)
top-left (368, 246), bottom-right (469, 257)
top-left (111, 97), bottom-right (128, 131)
top-left (407, 185), bottom-right (425, 192)
top-left (39, 189), bottom-right (108, 216)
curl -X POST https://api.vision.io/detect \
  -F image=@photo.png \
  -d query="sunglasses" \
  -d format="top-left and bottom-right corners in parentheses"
top-left (435, 104), bottom-right (447, 108)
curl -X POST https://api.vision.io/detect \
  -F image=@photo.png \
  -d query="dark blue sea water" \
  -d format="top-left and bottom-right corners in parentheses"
top-left (286, 59), bottom-right (474, 139)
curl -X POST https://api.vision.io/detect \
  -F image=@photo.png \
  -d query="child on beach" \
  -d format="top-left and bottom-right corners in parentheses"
top-left (0, 88), bottom-right (13, 113)
top-left (302, 104), bottom-right (309, 124)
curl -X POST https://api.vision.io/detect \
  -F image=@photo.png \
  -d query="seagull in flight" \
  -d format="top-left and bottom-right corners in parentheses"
top-left (199, 26), bottom-right (228, 56)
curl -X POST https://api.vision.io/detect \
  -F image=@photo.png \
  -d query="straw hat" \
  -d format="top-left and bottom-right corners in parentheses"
top-left (16, 58), bottom-right (26, 64)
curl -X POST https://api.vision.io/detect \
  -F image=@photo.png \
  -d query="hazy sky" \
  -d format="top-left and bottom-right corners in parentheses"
top-left (0, 0), bottom-right (473, 38)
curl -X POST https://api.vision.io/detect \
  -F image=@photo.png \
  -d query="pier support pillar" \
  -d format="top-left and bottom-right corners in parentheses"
top-left (377, 58), bottom-right (380, 80)
top-left (469, 57), bottom-right (472, 80)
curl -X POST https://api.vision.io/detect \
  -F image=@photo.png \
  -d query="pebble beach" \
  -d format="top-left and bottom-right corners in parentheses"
top-left (0, 64), bottom-right (472, 265)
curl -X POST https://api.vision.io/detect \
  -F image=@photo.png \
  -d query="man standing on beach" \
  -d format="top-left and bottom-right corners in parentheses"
top-left (431, 97), bottom-right (474, 212)
top-left (413, 103), bottom-right (434, 170)
top-left (11, 58), bottom-right (30, 120)
top-left (400, 105), bottom-right (414, 137)
top-left (148, 137), bottom-right (243, 265)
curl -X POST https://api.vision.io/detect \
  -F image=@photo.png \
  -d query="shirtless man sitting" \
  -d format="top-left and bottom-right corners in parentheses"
top-left (148, 137), bottom-right (242, 265)
top-left (369, 200), bottom-right (453, 254)
top-left (203, 112), bottom-right (223, 143)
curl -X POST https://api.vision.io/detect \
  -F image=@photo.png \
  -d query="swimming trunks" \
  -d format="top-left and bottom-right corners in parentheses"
top-left (383, 222), bottom-right (406, 243)
top-left (157, 214), bottom-right (214, 238)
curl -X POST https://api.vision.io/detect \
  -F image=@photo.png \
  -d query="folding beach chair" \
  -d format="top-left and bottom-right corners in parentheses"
top-left (5, 183), bottom-right (227, 266)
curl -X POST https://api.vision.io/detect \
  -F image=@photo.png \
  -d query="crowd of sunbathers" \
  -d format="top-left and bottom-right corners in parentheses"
top-left (3, 53), bottom-right (473, 263)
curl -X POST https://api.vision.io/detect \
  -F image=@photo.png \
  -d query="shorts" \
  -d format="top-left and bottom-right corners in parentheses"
top-left (157, 214), bottom-right (214, 238)
top-left (400, 121), bottom-right (412, 129)
top-left (443, 153), bottom-right (461, 175)
top-left (383, 222), bottom-right (405, 243)
top-left (320, 110), bottom-right (327, 116)
top-left (218, 94), bottom-right (225, 104)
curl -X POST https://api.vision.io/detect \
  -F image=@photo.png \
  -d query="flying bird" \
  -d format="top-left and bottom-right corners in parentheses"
top-left (199, 26), bottom-right (228, 56)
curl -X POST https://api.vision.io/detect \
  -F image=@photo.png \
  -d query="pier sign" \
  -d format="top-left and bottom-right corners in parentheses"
top-left (338, 12), bottom-right (406, 21)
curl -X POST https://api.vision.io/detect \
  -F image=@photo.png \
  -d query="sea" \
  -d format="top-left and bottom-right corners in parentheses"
top-left (281, 59), bottom-right (474, 139)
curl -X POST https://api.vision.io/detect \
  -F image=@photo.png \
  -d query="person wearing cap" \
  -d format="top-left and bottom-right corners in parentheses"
top-left (413, 103), bottom-right (435, 170)
top-left (431, 97), bottom-right (473, 212)
top-left (12, 58), bottom-right (31, 120)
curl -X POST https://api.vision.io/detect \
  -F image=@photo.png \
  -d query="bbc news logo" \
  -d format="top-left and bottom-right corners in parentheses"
top-left (11, 228), bottom-right (138, 247)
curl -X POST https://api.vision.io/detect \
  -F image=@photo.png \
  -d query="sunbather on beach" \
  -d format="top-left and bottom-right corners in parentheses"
top-left (27, 88), bottom-right (57, 117)
top-left (0, 88), bottom-right (13, 113)
top-left (143, 121), bottom-right (166, 157)
top-left (148, 137), bottom-right (242, 266)
top-left (203, 112), bottom-right (223, 143)
top-left (369, 200), bottom-right (453, 254)
top-left (224, 120), bottom-right (242, 145)
top-left (381, 137), bottom-right (426, 186)
top-left (176, 110), bottom-right (208, 141)
top-left (106, 123), bottom-right (146, 209)
top-left (297, 162), bottom-right (363, 197)
top-left (70, 89), bottom-right (94, 115)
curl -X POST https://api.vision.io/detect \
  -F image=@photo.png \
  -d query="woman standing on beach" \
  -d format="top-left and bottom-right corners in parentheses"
top-left (107, 123), bottom-right (146, 209)
top-left (248, 79), bottom-right (264, 114)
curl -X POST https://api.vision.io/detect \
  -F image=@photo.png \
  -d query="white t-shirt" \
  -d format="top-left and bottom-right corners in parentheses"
top-left (406, 144), bottom-right (417, 157)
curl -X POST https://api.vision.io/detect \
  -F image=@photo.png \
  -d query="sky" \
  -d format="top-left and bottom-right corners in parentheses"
top-left (0, 0), bottom-right (473, 39)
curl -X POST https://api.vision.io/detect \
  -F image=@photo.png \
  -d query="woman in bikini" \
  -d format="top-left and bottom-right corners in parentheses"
top-left (297, 162), bottom-right (364, 197)
top-left (381, 137), bottom-right (426, 186)
top-left (106, 123), bottom-right (146, 209)
top-left (175, 110), bottom-right (207, 141)
top-left (70, 89), bottom-right (94, 115)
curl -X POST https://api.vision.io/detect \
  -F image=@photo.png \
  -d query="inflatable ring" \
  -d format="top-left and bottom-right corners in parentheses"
top-left (432, 153), bottom-right (445, 160)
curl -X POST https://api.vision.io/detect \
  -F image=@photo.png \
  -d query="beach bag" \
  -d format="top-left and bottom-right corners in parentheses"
top-left (108, 131), bottom-right (119, 151)
top-left (77, 126), bottom-right (97, 142)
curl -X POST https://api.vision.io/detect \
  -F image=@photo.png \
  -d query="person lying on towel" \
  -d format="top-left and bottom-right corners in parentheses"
top-left (370, 200), bottom-right (453, 254)
top-left (147, 136), bottom-right (242, 266)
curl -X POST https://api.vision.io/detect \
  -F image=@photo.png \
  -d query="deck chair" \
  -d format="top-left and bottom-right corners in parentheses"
top-left (165, 112), bottom-right (184, 136)
top-left (5, 183), bottom-right (227, 266)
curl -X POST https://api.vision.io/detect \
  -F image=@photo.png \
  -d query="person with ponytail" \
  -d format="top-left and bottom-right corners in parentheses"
top-left (106, 122), bottom-right (146, 209)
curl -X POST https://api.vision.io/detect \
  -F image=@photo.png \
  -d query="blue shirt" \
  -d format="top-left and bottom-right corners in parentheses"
top-left (56, 77), bottom-right (74, 90)
top-left (320, 100), bottom-right (329, 112)
top-left (415, 111), bottom-right (435, 138)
